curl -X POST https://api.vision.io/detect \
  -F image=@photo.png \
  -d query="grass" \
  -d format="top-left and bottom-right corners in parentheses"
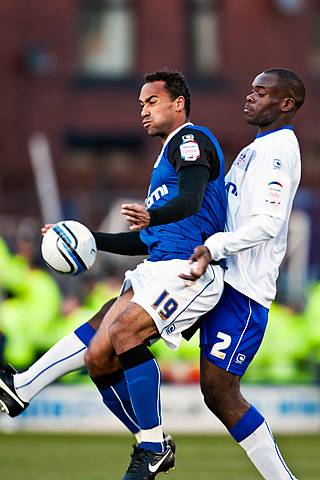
top-left (0, 432), bottom-right (319, 479)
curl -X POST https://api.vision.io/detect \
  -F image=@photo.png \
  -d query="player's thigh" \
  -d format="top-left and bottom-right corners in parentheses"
top-left (109, 300), bottom-right (160, 353)
top-left (88, 289), bottom-right (134, 360)
top-left (127, 259), bottom-right (223, 350)
top-left (88, 297), bottom-right (117, 330)
top-left (200, 284), bottom-right (268, 376)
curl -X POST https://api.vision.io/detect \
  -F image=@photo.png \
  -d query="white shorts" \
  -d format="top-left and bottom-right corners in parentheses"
top-left (120, 259), bottom-right (224, 350)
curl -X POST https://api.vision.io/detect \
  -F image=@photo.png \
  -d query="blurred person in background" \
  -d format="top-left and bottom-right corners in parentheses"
top-left (0, 233), bottom-right (61, 369)
top-left (180, 68), bottom-right (305, 480)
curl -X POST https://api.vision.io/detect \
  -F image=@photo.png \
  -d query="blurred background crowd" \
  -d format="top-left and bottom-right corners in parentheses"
top-left (0, 0), bottom-right (320, 385)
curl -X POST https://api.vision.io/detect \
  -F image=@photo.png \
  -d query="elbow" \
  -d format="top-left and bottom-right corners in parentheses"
top-left (189, 195), bottom-right (202, 216)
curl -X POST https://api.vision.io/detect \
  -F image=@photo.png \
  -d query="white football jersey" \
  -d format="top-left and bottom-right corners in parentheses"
top-left (223, 127), bottom-right (301, 307)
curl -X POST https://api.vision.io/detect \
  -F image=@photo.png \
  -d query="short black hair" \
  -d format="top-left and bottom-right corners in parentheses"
top-left (264, 68), bottom-right (305, 110)
top-left (144, 69), bottom-right (191, 117)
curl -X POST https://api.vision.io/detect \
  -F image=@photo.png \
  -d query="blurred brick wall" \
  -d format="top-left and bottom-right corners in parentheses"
top-left (0, 0), bottom-right (318, 221)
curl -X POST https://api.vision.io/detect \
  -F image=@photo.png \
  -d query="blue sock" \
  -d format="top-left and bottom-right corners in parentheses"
top-left (229, 405), bottom-right (265, 442)
top-left (75, 322), bottom-right (140, 435)
top-left (119, 345), bottom-right (163, 452)
top-left (98, 375), bottom-right (140, 435)
top-left (74, 322), bottom-right (96, 347)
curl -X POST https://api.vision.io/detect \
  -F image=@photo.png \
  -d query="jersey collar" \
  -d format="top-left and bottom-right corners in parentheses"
top-left (163, 122), bottom-right (193, 148)
top-left (160, 122), bottom-right (193, 153)
top-left (255, 125), bottom-right (294, 139)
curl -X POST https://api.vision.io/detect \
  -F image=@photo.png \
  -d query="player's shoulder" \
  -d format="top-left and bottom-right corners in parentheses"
top-left (256, 129), bottom-right (300, 163)
top-left (168, 124), bottom-right (218, 154)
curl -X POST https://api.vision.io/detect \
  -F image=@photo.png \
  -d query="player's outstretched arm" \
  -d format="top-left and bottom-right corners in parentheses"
top-left (41, 223), bottom-right (148, 256)
top-left (92, 231), bottom-right (148, 256)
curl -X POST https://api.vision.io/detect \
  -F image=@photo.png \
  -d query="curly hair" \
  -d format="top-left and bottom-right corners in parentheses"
top-left (144, 69), bottom-right (191, 117)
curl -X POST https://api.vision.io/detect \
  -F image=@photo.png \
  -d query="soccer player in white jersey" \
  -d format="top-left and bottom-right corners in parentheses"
top-left (0, 68), bottom-right (305, 479)
top-left (180, 68), bottom-right (305, 480)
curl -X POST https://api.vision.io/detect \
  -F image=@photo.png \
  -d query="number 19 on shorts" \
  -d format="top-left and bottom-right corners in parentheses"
top-left (152, 290), bottom-right (178, 321)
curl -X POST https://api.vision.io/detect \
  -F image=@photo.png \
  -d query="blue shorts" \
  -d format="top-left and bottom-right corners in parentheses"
top-left (200, 283), bottom-right (269, 376)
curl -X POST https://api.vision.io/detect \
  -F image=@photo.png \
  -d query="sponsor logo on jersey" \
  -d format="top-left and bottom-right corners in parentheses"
top-left (146, 184), bottom-right (169, 209)
top-left (273, 158), bottom-right (282, 170)
top-left (225, 181), bottom-right (238, 196)
top-left (265, 181), bottom-right (283, 205)
top-left (182, 134), bottom-right (194, 141)
top-left (179, 137), bottom-right (200, 161)
top-left (234, 148), bottom-right (256, 171)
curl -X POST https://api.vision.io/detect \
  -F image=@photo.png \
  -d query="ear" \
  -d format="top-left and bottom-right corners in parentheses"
top-left (280, 97), bottom-right (295, 112)
top-left (174, 95), bottom-right (185, 113)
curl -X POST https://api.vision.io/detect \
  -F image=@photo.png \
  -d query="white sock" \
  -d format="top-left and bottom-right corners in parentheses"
top-left (140, 425), bottom-right (164, 445)
top-left (135, 431), bottom-right (142, 443)
top-left (13, 333), bottom-right (86, 402)
top-left (240, 421), bottom-right (297, 479)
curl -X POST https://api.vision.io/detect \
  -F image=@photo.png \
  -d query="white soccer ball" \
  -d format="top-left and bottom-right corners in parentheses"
top-left (41, 220), bottom-right (97, 275)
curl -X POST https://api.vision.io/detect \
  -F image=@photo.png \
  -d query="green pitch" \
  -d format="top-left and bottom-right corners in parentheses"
top-left (0, 432), bottom-right (319, 479)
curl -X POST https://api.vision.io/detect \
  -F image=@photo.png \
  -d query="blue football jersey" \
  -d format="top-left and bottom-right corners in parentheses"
top-left (140, 124), bottom-right (226, 261)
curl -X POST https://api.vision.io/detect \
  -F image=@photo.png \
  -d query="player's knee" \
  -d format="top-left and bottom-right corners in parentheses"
top-left (85, 345), bottom-right (110, 377)
top-left (201, 376), bottom-right (245, 425)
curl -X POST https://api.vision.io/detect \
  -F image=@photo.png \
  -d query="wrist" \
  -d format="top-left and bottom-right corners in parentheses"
top-left (148, 209), bottom-right (155, 227)
top-left (204, 233), bottom-right (225, 261)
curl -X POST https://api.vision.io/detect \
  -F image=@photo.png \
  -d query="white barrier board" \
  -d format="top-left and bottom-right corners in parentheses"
top-left (0, 384), bottom-right (319, 433)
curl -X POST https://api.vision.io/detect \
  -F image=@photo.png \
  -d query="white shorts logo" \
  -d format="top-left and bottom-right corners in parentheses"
top-left (235, 353), bottom-right (246, 364)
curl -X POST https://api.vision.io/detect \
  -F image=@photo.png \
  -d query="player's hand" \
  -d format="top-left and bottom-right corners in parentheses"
top-left (121, 203), bottom-right (151, 231)
top-left (179, 245), bottom-right (212, 282)
top-left (41, 224), bottom-right (54, 236)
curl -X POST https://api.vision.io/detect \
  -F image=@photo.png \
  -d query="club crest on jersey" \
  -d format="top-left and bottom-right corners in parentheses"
top-left (234, 148), bottom-right (256, 171)
top-left (265, 181), bottom-right (283, 205)
top-left (179, 135), bottom-right (200, 161)
top-left (273, 158), bottom-right (282, 170)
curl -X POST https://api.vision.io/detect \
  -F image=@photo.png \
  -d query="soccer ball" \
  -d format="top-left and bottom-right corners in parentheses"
top-left (41, 220), bottom-right (97, 275)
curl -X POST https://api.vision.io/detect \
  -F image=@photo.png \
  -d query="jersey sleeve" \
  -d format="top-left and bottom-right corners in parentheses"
top-left (250, 147), bottom-right (295, 221)
top-left (168, 128), bottom-right (220, 181)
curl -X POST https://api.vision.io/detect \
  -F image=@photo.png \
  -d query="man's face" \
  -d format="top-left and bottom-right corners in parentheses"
top-left (244, 73), bottom-right (288, 127)
top-left (139, 81), bottom-right (183, 138)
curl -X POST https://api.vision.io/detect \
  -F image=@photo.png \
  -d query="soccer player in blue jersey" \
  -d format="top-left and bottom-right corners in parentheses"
top-left (180, 68), bottom-right (305, 480)
top-left (84, 71), bottom-right (227, 478)
top-left (0, 70), bottom-right (226, 479)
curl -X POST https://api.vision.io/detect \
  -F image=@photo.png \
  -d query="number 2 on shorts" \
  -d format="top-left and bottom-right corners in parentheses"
top-left (152, 290), bottom-right (178, 321)
top-left (210, 332), bottom-right (232, 360)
